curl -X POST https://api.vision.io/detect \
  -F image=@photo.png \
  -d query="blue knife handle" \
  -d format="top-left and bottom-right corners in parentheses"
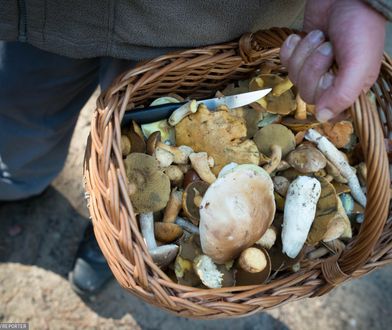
top-left (122, 102), bottom-right (186, 125)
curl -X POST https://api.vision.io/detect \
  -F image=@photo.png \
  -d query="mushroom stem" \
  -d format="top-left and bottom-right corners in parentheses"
top-left (282, 176), bottom-right (321, 258)
top-left (140, 212), bottom-right (157, 250)
top-left (139, 212), bottom-right (179, 267)
top-left (168, 100), bottom-right (198, 126)
top-left (175, 216), bottom-right (200, 234)
top-left (162, 189), bottom-right (183, 223)
top-left (272, 77), bottom-right (293, 97)
top-left (305, 129), bottom-right (366, 207)
top-left (263, 145), bottom-right (282, 174)
top-left (189, 152), bottom-right (217, 184)
top-left (157, 143), bottom-right (193, 164)
top-left (295, 94), bottom-right (307, 120)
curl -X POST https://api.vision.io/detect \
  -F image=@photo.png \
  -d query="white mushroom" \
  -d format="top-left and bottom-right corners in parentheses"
top-left (305, 129), bottom-right (366, 208)
top-left (139, 212), bottom-right (178, 267)
top-left (168, 100), bottom-right (198, 126)
top-left (189, 152), bottom-right (217, 184)
top-left (282, 176), bottom-right (321, 258)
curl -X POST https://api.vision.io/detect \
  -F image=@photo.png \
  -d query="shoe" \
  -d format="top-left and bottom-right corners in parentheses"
top-left (68, 223), bottom-right (113, 297)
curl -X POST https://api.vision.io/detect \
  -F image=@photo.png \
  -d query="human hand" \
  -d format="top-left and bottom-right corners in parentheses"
top-left (280, 0), bottom-right (386, 122)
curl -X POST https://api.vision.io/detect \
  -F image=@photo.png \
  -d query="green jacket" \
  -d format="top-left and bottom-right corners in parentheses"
top-left (0, 0), bottom-right (390, 61)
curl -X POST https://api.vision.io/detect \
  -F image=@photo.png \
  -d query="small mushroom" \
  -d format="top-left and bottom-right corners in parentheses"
top-left (199, 164), bottom-right (275, 264)
top-left (305, 129), bottom-right (366, 208)
top-left (282, 176), bottom-right (322, 258)
top-left (254, 124), bottom-right (296, 174)
top-left (182, 180), bottom-right (210, 225)
top-left (139, 212), bottom-right (178, 267)
top-left (295, 94), bottom-right (307, 120)
top-left (124, 121), bottom-right (146, 153)
top-left (124, 153), bottom-right (171, 213)
top-left (121, 135), bottom-right (132, 156)
top-left (147, 131), bottom-right (193, 164)
top-left (234, 247), bottom-right (272, 286)
top-left (193, 255), bottom-right (224, 288)
top-left (286, 144), bottom-right (327, 174)
top-left (164, 165), bottom-right (184, 187)
top-left (255, 226), bottom-right (277, 249)
top-left (168, 100), bottom-right (198, 126)
top-left (154, 222), bottom-right (183, 243)
top-left (182, 169), bottom-right (201, 188)
top-left (273, 176), bottom-right (290, 197)
top-left (162, 188), bottom-right (183, 223)
top-left (141, 119), bottom-right (176, 146)
top-left (251, 74), bottom-right (296, 115)
top-left (314, 121), bottom-right (354, 149)
top-left (189, 152), bottom-right (216, 184)
top-left (280, 115), bottom-right (320, 133)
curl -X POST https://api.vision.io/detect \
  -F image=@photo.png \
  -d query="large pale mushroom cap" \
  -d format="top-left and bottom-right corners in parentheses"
top-left (199, 164), bottom-right (275, 264)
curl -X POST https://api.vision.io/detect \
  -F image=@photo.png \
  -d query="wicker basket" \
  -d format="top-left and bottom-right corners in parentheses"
top-left (83, 28), bottom-right (392, 319)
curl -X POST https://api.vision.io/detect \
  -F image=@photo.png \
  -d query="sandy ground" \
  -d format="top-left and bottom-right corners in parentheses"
top-left (0, 25), bottom-right (391, 330)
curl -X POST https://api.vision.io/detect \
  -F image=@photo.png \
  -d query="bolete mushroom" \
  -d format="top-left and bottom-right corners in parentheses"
top-left (147, 131), bottom-right (193, 165)
top-left (286, 143), bottom-right (327, 174)
top-left (254, 124), bottom-right (296, 174)
top-left (124, 153), bottom-right (171, 213)
top-left (182, 180), bottom-right (210, 226)
top-left (199, 164), bottom-right (275, 264)
top-left (282, 176), bottom-right (321, 258)
top-left (124, 121), bottom-right (146, 153)
top-left (139, 212), bottom-right (178, 267)
top-left (234, 246), bottom-right (272, 286)
top-left (175, 103), bottom-right (259, 175)
top-left (250, 74), bottom-right (296, 115)
top-left (305, 129), bottom-right (366, 208)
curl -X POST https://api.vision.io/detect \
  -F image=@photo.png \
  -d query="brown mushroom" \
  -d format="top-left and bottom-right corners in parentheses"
top-left (124, 153), bottom-right (170, 213)
top-left (124, 121), bottom-right (146, 153)
top-left (286, 144), bottom-right (327, 174)
top-left (250, 74), bottom-right (296, 115)
top-left (280, 115), bottom-right (320, 133)
top-left (182, 181), bottom-right (209, 226)
top-left (147, 131), bottom-right (193, 164)
top-left (121, 135), bottom-right (132, 156)
top-left (254, 124), bottom-right (296, 174)
top-left (199, 164), bottom-right (275, 264)
top-left (154, 222), bottom-right (183, 243)
top-left (234, 247), bottom-right (272, 285)
top-left (175, 103), bottom-right (259, 175)
top-left (182, 169), bottom-right (201, 188)
top-left (162, 188), bottom-right (183, 223)
top-left (315, 121), bottom-right (354, 149)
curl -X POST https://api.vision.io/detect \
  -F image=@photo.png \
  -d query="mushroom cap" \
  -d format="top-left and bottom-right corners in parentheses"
top-left (146, 131), bottom-right (161, 155)
top-left (281, 115), bottom-right (320, 133)
top-left (124, 153), bottom-right (170, 213)
top-left (182, 181), bottom-right (210, 226)
top-left (252, 74), bottom-right (296, 115)
top-left (125, 121), bottom-right (146, 153)
top-left (254, 124), bottom-right (296, 157)
top-left (235, 247), bottom-right (272, 285)
top-left (286, 144), bottom-right (327, 174)
top-left (175, 104), bottom-right (259, 175)
top-left (199, 164), bottom-right (275, 264)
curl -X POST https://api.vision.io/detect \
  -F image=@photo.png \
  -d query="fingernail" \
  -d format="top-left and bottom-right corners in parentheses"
top-left (319, 73), bottom-right (334, 90)
top-left (318, 42), bottom-right (333, 56)
top-left (308, 30), bottom-right (324, 44)
top-left (285, 34), bottom-right (301, 49)
top-left (316, 108), bottom-right (334, 122)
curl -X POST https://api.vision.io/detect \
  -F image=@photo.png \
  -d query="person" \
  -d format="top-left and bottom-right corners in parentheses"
top-left (0, 0), bottom-right (390, 296)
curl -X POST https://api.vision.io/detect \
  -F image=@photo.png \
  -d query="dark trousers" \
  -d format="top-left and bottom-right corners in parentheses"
top-left (0, 42), bottom-right (133, 200)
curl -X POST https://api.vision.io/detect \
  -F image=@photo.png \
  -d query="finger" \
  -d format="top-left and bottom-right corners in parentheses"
top-left (287, 30), bottom-right (326, 85)
top-left (280, 34), bottom-right (301, 68)
top-left (296, 42), bottom-right (334, 103)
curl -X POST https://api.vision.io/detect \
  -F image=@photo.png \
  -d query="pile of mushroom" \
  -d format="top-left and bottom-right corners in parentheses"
top-left (120, 72), bottom-right (368, 288)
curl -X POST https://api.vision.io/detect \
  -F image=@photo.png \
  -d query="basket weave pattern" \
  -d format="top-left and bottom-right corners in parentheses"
top-left (84, 28), bottom-right (392, 318)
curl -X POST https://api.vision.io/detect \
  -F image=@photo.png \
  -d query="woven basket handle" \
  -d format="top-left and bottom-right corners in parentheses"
top-left (240, 29), bottom-right (391, 285)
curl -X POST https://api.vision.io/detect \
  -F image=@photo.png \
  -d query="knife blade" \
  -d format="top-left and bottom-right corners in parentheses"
top-left (122, 88), bottom-right (271, 125)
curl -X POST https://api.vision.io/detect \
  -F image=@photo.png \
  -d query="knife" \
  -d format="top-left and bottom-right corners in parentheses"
top-left (122, 88), bottom-right (271, 125)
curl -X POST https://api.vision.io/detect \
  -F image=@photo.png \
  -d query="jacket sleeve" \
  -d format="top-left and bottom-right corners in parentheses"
top-left (363, 0), bottom-right (392, 20)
